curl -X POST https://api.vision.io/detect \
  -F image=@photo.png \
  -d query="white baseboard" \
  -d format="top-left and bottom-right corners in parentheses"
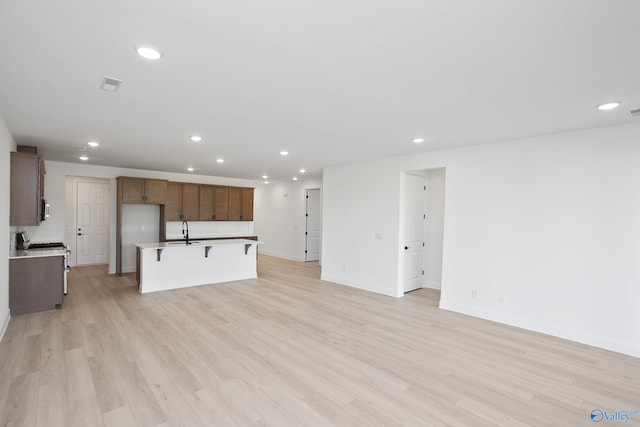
top-left (257, 250), bottom-right (305, 262)
top-left (422, 280), bottom-right (441, 290)
top-left (320, 274), bottom-right (399, 298)
top-left (439, 299), bottom-right (640, 358)
top-left (0, 310), bottom-right (10, 344)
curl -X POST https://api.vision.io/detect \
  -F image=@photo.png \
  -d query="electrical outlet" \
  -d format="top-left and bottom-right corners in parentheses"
top-left (499, 294), bottom-right (507, 304)
top-left (471, 289), bottom-right (478, 299)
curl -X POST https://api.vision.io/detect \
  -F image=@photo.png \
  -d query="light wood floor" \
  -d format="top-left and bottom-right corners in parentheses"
top-left (1, 255), bottom-right (639, 426)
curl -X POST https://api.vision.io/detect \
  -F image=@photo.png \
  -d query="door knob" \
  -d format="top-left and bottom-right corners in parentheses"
top-left (404, 246), bottom-right (409, 250)
top-left (77, 233), bottom-right (83, 236)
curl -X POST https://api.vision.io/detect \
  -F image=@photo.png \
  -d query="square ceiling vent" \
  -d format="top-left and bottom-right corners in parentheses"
top-left (100, 76), bottom-right (122, 92)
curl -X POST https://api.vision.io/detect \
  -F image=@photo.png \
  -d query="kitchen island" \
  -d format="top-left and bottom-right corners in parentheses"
top-left (135, 238), bottom-right (260, 293)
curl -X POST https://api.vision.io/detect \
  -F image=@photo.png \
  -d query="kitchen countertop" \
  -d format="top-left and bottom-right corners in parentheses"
top-left (136, 238), bottom-right (261, 250)
top-left (10, 248), bottom-right (67, 259)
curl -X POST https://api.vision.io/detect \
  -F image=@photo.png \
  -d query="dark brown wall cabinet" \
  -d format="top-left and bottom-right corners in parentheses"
top-left (10, 152), bottom-right (45, 226)
top-left (165, 182), bottom-right (199, 221)
top-left (228, 187), bottom-right (254, 221)
top-left (121, 177), bottom-right (167, 204)
top-left (9, 256), bottom-right (64, 315)
top-left (199, 185), bottom-right (229, 221)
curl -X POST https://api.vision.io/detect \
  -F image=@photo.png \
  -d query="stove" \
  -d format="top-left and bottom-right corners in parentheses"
top-left (27, 241), bottom-right (70, 295)
top-left (28, 241), bottom-right (66, 249)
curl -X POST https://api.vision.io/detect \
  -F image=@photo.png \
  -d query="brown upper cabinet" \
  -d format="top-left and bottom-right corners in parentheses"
top-left (165, 182), bottom-right (199, 221)
top-left (120, 177), bottom-right (167, 204)
top-left (10, 152), bottom-right (45, 226)
top-left (228, 187), bottom-right (254, 221)
top-left (199, 185), bottom-right (229, 221)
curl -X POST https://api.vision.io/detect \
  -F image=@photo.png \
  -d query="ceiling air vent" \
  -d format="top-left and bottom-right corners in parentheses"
top-left (630, 107), bottom-right (640, 117)
top-left (100, 76), bottom-right (123, 92)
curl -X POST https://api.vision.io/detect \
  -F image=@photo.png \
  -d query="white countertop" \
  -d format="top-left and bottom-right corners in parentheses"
top-left (10, 248), bottom-right (67, 259)
top-left (135, 238), bottom-right (261, 250)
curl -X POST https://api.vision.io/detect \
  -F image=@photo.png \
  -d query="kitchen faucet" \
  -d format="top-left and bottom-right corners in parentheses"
top-left (181, 220), bottom-right (190, 245)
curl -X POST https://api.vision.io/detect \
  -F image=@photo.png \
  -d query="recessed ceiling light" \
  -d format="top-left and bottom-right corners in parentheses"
top-left (264, 181), bottom-right (270, 184)
top-left (87, 141), bottom-right (99, 147)
top-left (280, 151), bottom-right (289, 156)
top-left (79, 156), bottom-right (89, 161)
top-left (262, 175), bottom-right (268, 179)
top-left (299, 169), bottom-right (306, 173)
top-left (216, 158), bottom-right (224, 163)
top-left (597, 102), bottom-right (621, 111)
top-left (292, 177), bottom-right (298, 181)
top-left (136, 46), bottom-right (162, 60)
top-left (187, 167), bottom-right (194, 172)
top-left (190, 135), bottom-right (202, 142)
top-left (412, 137), bottom-right (425, 143)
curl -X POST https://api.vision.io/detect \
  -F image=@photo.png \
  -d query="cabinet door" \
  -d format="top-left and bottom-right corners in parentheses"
top-left (227, 187), bottom-right (242, 221)
top-left (199, 185), bottom-right (215, 220)
top-left (213, 186), bottom-right (229, 221)
top-left (144, 179), bottom-right (167, 204)
top-left (10, 152), bottom-right (42, 226)
top-left (121, 178), bottom-right (146, 203)
top-left (10, 256), bottom-right (64, 315)
top-left (182, 183), bottom-right (199, 221)
top-left (240, 188), bottom-right (254, 221)
top-left (165, 182), bottom-right (183, 221)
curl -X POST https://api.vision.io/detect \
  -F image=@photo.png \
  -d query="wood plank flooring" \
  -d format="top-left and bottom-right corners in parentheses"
top-left (1, 255), bottom-right (639, 426)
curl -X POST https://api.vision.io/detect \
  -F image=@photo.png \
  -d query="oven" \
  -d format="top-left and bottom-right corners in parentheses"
top-left (63, 246), bottom-right (70, 294)
top-left (26, 241), bottom-right (70, 294)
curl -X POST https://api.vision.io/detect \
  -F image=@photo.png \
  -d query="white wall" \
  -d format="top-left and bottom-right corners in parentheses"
top-left (26, 161), bottom-right (257, 273)
top-left (254, 178), bottom-right (322, 261)
top-left (322, 122), bottom-right (640, 357)
top-left (423, 168), bottom-right (446, 289)
top-left (1, 114), bottom-right (16, 339)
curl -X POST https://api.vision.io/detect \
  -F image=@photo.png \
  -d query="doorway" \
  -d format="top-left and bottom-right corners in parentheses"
top-left (65, 177), bottom-right (111, 266)
top-left (400, 168), bottom-right (446, 295)
top-left (305, 188), bottom-right (321, 262)
top-left (402, 173), bottom-right (425, 292)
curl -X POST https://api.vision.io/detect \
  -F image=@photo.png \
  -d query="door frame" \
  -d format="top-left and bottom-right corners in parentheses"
top-left (398, 168), bottom-right (447, 298)
top-left (65, 176), bottom-right (112, 267)
top-left (398, 172), bottom-right (426, 295)
top-left (304, 188), bottom-right (322, 262)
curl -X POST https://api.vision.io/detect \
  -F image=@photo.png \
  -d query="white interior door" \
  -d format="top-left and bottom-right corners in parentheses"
top-left (76, 181), bottom-right (110, 265)
top-left (403, 174), bottom-right (425, 292)
top-left (305, 189), bottom-right (321, 262)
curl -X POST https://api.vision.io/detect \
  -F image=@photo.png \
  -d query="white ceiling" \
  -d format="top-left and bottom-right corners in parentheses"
top-left (0, 0), bottom-right (639, 182)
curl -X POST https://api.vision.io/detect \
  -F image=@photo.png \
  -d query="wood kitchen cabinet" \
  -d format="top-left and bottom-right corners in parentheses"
top-left (120, 177), bottom-right (167, 204)
top-left (228, 187), bottom-right (254, 221)
top-left (10, 256), bottom-right (64, 315)
top-left (166, 182), bottom-right (199, 221)
top-left (10, 152), bottom-right (45, 226)
top-left (199, 185), bottom-right (229, 221)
